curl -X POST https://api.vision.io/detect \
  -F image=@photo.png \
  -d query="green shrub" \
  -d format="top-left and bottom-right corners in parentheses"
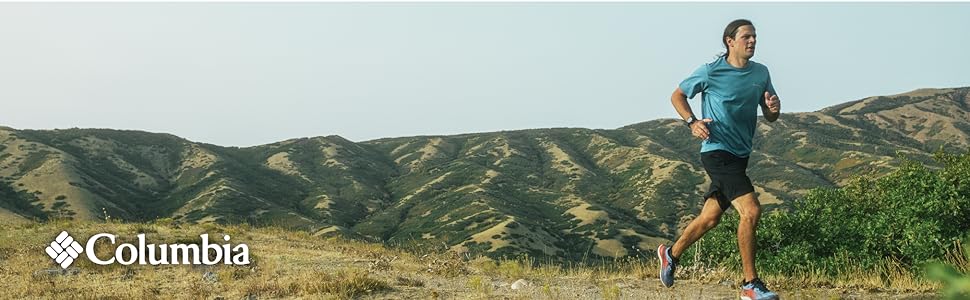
top-left (684, 150), bottom-right (970, 277)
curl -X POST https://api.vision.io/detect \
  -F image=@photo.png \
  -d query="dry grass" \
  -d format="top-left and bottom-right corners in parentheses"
top-left (0, 220), bottom-right (943, 299)
top-left (0, 221), bottom-right (395, 299)
top-left (944, 241), bottom-right (970, 274)
top-left (466, 275), bottom-right (493, 296)
top-left (598, 280), bottom-right (621, 300)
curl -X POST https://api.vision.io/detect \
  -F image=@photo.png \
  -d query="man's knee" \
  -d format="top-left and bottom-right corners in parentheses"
top-left (733, 193), bottom-right (761, 223)
top-left (697, 212), bottom-right (722, 230)
top-left (702, 215), bottom-right (721, 230)
top-left (740, 205), bottom-right (761, 223)
top-left (697, 197), bottom-right (725, 230)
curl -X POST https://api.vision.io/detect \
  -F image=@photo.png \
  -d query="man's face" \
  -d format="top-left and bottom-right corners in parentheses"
top-left (728, 25), bottom-right (757, 59)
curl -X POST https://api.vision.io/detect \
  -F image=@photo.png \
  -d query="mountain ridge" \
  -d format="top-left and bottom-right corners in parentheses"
top-left (2, 86), bottom-right (968, 259)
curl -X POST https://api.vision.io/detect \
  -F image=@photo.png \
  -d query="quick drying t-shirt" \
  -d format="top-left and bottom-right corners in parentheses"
top-left (679, 56), bottom-right (776, 158)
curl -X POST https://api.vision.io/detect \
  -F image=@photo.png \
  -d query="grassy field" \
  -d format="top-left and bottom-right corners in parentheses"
top-left (0, 220), bottom-right (944, 299)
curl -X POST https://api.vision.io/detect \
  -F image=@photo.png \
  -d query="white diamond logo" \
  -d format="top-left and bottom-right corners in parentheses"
top-left (45, 231), bottom-right (83, 269)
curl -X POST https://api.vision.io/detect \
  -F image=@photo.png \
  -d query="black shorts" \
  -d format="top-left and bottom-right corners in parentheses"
top-left (700, 150), bottom-right (754, 211)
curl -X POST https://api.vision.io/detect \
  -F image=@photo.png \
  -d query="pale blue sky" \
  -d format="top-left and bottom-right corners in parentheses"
top-left (1, 3), bottom-right (968, 147)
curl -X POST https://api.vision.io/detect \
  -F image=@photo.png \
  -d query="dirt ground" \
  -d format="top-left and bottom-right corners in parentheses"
top-left (365, 273), bottom-right (939, 300)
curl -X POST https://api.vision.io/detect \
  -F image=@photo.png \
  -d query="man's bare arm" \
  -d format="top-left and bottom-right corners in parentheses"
top-left (671, 87), bottom-right (694, 121)
top-left (672, 87), bottom-right (713, 140)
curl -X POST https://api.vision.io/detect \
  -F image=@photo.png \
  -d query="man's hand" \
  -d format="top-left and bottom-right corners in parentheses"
top-left (764, 91), bottom-right (780, 114)
top-left (690, 118), bottom-right (714, 140)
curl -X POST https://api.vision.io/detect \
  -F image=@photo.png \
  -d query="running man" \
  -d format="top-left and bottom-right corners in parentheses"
top-left (658, 19), bottom-right (781, 300)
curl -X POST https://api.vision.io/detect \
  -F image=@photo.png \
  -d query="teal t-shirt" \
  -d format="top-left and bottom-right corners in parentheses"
top-left (679, 56), bottom-right (776, 158)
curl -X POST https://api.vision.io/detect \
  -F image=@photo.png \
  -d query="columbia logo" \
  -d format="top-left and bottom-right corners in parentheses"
top-left (46, 231), bottom-right (83, 269)
top-left (41, 231), bottom-right (249, 268)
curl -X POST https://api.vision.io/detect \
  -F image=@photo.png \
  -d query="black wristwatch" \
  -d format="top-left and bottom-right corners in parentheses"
top-left (685, 115), bottom-right (697, 127)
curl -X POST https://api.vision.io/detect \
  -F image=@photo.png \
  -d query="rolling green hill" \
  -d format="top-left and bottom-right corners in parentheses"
top-left (2, 87), bottom-right (967, 260)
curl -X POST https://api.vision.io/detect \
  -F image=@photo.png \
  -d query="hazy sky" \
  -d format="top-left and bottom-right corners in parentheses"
top-left (1, 3), bottom-right (968, 147)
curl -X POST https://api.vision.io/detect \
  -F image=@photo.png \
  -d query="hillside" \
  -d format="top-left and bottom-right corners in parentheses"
top-left (1, 87), bottom-right (968, 260)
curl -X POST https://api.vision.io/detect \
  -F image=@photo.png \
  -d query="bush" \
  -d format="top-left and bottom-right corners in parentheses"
top-left (684, 149), bottom-right (970, 277)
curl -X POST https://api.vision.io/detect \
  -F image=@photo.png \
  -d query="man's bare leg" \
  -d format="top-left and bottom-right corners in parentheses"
top-left (671, 197), bottom-right (726, 259)
top-left (731, 192), bottom-right (761, 282)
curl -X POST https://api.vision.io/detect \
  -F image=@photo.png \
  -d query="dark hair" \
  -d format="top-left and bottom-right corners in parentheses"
top-left (722, 19), bottom-right (753, 58)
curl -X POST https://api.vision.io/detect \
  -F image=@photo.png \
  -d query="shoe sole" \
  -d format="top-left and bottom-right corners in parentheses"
top-left (657, 245), bottom-right (670, 287)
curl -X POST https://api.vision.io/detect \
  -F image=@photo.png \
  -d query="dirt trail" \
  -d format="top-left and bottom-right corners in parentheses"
top-left (365, 274), bottom-right (936, 299)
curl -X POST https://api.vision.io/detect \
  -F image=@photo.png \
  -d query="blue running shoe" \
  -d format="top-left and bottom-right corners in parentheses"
top-left (740, 278), bottom-right (779, 300)
top-left (657, 244), bottom-right (677, 287)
